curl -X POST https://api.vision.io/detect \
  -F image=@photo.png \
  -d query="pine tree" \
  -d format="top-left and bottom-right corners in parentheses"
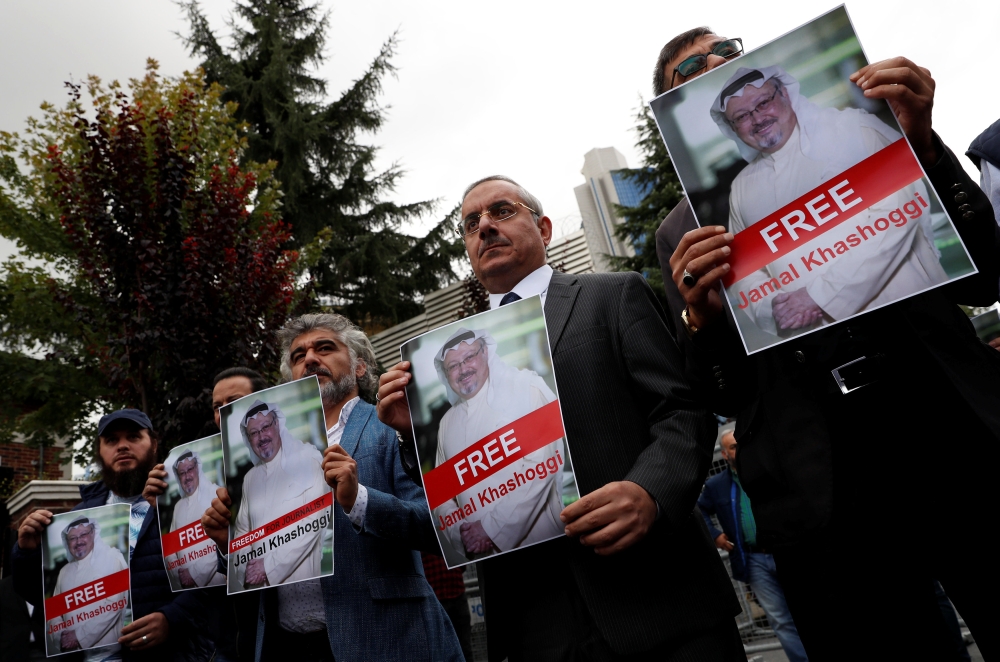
top-left (180, 0), bottom-right (464, 332)
top-left (609, 102), bottom-right (685, 304)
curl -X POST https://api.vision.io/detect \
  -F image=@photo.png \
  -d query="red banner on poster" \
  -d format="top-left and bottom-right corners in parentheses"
top-left (161, 521), bottom-right (210, 556)
top-left (723, 139), bottom-right (924, 286)
top-left (229, 491), bottom-right (333, 554)
top-left (422, 400), bottom-right (564, 509)
top-left (45, 569), bottom-right (129, 620)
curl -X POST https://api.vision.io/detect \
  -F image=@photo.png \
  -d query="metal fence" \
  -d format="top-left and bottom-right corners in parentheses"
top-left (462, 563), bottom-right (488, 662)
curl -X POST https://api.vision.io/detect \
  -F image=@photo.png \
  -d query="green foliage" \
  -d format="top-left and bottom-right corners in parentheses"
top-left (609, 102), bottom-right (685, 304)
top-left (0, 62), bottom-right (300, 463)
top-left (180, 0), bottom-right (465, 331)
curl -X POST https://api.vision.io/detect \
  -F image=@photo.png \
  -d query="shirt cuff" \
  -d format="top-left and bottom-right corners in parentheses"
top-left (347, 484), bottom-right (368, 530)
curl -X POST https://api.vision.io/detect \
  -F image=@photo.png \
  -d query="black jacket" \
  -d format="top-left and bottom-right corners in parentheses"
top-left (484, 271), bottom-right (740, 658)
top-left (655, 137), bottom-right (1000, 547)
top-left (967, 116), bottom-right (1000, 172)
top-left (11, 481), bottom-right (222, 661)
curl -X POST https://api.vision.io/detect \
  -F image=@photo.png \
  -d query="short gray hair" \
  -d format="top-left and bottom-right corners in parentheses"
top-left (462, 175), bottom-right (544, 221)
top-left (277, 314), bottom-right (379, 401)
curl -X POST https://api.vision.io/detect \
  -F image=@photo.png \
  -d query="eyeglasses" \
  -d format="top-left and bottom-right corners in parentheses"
top-left (247, 418), bottom-right (276, 442)
top-left (670, 38), bottom-right (743, 89)
top-left (457, 200), bottom-right (538, 237)
top-left (445, 345), bottom-right (484, 376)
top-left (727, 86), bottom-right (781, 127)
top-left (67, 530), bottom-right (95, 545)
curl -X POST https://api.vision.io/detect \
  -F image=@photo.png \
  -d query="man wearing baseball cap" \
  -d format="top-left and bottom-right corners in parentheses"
top-left (12, 408), bottom-right (223, 661)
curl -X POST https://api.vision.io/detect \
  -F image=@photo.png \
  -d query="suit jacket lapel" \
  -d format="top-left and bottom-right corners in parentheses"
top-left (545, 271), bottom-right (580, 351)
top-left (339, 400), bottom-right (373, 457)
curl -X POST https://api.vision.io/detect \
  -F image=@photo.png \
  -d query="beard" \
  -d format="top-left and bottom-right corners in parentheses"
top-left (319, 370), bottom-right (358, 409)
top-left (100, 447), bottom-right (158, 498)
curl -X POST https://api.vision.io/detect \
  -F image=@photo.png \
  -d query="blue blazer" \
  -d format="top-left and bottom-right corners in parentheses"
top-left (697, 469), bottom-right (749, 583)
top-left (255, 400), bottom-right (463, 662)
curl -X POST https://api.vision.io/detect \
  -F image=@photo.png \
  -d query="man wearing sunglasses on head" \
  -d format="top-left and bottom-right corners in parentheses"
top-left (653, 27), bottom-right (1000, 660)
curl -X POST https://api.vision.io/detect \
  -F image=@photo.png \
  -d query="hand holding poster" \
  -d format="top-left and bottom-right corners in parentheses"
top-left (156, 435), bottom-right (227, 591)
top-left (400, 295), bottom-right (579, 568)
top-left (649, 6), bottom-right (976, 354)
top-left (41, 503), bottom-right (131, 657)
top-left (220, 376), bottom-right (334, 593)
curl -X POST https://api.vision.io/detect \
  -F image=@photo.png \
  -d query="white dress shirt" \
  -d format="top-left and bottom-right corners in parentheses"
top-left (277, 395), bottom-right (365, 633)
top-left (488, 264), bottom-right (554, 309)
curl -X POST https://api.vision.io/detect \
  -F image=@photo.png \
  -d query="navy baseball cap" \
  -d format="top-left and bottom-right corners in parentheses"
top-left (97, 409), bottom-right (154, 438)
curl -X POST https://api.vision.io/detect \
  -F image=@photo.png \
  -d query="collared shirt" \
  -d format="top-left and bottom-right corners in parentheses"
top-left (731, 469), bottom-right (757, 548)
top-left (488, 264), bottom-right (554, 310)
top-left (277, 395), bottom-right (365, 634)
top-left (329, 396), bottom-right (367, 528)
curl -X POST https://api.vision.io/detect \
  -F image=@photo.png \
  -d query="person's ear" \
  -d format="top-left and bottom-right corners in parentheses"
top-left (355, 360), bottom-right (367, 379)
top-left (538, 215), bottom-right (553, 247)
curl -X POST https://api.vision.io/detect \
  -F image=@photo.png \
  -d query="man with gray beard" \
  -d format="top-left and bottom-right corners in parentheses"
top-left (202, 314), bottom-right (462, 662)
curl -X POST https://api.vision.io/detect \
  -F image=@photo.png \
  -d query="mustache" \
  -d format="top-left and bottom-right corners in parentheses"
top-left (478, 234), bottom-right (512, 257)
top-left (305, 365), bottom-right (334, 379)
top-left (752, 117), bottom-right (777, 133)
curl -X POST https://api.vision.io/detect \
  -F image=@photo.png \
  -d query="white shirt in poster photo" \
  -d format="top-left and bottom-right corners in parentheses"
top-left (168, 451), bottom-right (225, 587)
top-left (274, 395), bottom-right (364, 635)
top-left (232, 401), bottom-right (329, 588)
top-left (51, 517), bottom-right (128, 651)
top-left (434, 326), bottom-right (563, 558)
top-left (713, 66), bottom-right (946, 335)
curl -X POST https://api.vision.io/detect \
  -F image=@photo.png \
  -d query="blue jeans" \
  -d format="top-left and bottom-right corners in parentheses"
top-left (746, 552), bottom-right (809, 662)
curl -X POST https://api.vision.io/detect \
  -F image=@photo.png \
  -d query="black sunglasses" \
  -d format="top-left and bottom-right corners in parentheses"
top-left (670, 38), bottom-right (743, 89)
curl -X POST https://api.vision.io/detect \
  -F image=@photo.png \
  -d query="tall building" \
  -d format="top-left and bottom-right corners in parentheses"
top-left (574, 147), bottom-right (652, 271)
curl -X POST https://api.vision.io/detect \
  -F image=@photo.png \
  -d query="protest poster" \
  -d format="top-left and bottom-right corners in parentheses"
top-left (649, 5), bottom-right (976, 354)
top-left (156, 434), bottom-right (227, 591)
top-left (219, 376), bottom-right (334, 594)
top-left (41, 503), bottom-right (131, 657)
top-left (400, 295), bottom-right (579, 568)
top-left (971, 308), bottom-right (1000, 344)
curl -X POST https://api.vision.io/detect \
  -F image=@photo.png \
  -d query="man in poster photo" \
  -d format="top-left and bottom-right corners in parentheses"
top-left (232, 401), bottom-right (329, 588)
top-left (50, 517), bottom-right (128, 652)
top-left (714, 65), bottom-right (947, 334)
top-left (168, 451), bottom-right (225, 588)
top-left (433, 327), bottom-right (563, 559)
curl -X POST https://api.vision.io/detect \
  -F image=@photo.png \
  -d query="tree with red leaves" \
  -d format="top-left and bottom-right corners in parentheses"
top-left (0, 61), bottom-right (304, 465)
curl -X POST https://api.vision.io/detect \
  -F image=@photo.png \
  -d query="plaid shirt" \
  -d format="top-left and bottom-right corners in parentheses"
top-left (421, 552), bottom-right (466, 600)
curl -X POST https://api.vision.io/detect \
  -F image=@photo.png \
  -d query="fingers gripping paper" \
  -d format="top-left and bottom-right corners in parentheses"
top-left (648, 5), bottom-right (976, 354)
top-left (400, 295), bottom-right (580, 569)
top-left (41, 503), bottom-right (132, 657)
top-left (219, 376), bottom-right (335, 594)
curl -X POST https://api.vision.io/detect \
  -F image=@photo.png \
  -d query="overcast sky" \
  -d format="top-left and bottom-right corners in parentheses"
top-left (2, 0), bottom-right (997, 258)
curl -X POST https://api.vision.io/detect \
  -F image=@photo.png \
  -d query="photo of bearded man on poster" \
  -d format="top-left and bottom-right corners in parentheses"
top-left (167, 450), bottom-right (225, 589)
top-left (230, 401), bottom-right (330, 589)
top-left (432, 327), bottom-right (564, 563)
top-left (714, 65), bottom-right (948, 335)
top-left (49, 516), bottom-right (128, 652)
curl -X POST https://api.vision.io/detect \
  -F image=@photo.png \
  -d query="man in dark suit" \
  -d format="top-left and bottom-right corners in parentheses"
top-left (378, 177), bottom-right (742, 661)
top-left (653, 28), bottom-right (1000, 660)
